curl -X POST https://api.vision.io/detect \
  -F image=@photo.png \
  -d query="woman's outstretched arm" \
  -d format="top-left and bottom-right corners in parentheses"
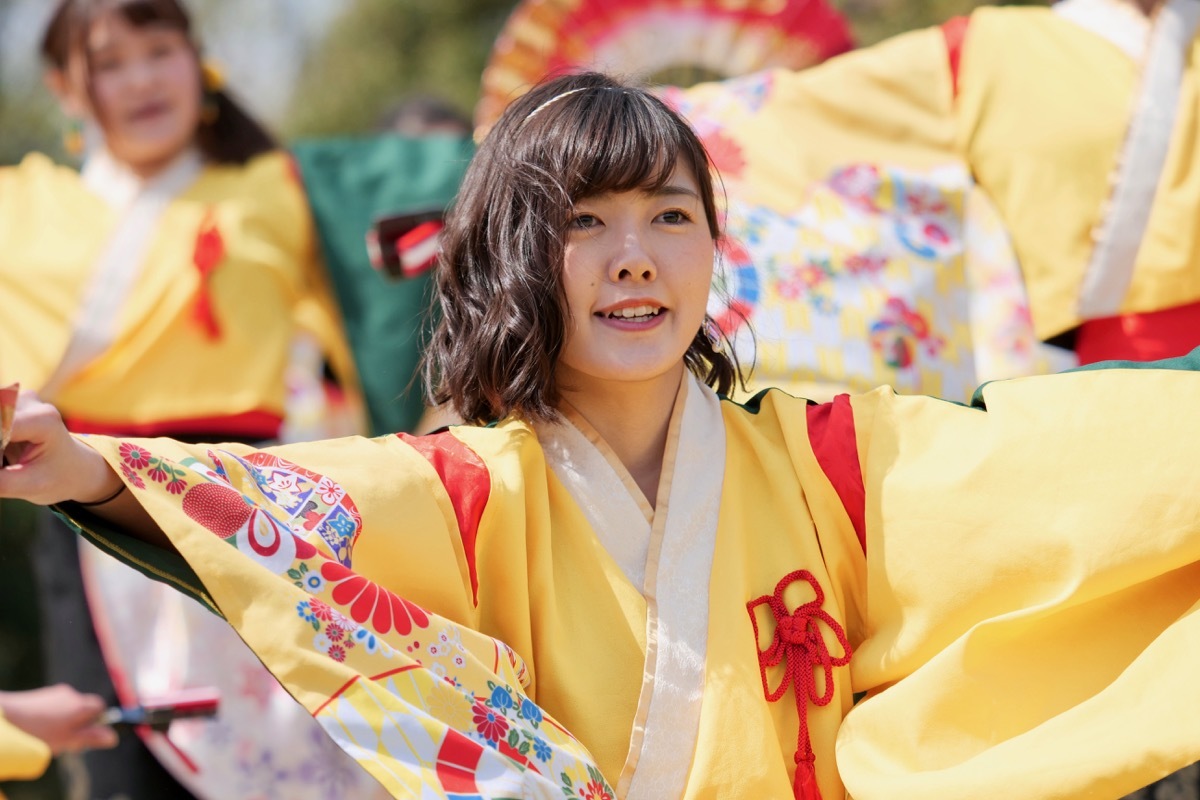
top-left (0, 391), bottom-right (167, 549)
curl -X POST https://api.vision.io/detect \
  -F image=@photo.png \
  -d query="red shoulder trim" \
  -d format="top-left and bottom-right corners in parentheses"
top-left (941, 16), bottom-right (970, 100)
top-left (397, 431), bottom-right (490, 605)
top-left (805, 395), bottom-right (866, 554)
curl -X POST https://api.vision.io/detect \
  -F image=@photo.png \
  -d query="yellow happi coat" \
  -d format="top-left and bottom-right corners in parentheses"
top-left (0, 151), bottom-right (355, 436)
top-left (65, 356), bottom-right (1200, 799)
top-left (0, 713), bottom-right (50, 785)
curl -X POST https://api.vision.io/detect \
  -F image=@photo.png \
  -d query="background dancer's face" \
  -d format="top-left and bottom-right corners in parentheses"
top-left (556, 157), bottom-right (715, 395)
top-left (56, 9), bottom-right (201, 173)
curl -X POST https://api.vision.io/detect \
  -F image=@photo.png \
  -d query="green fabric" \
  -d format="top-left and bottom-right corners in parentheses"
top-left (290, 135), bottom-right (475, 435)
top-left (969, 345), bottom-right (1200, 408)
top-left (51, 504), bottom-right (213, 613)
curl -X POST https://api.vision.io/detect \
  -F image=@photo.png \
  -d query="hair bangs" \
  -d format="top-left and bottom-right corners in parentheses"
top-left (510, 80), bottom-right (716, 237)
top-left (42, 0), bottom-right (192, 69)
top-left (114, 0), bottom-right (192, 33)
top-left (557, 92), bottom-right (689, 202)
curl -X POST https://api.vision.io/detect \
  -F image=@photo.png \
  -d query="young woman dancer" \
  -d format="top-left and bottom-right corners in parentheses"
top-left (4, 71), bottom-right (1200, 799)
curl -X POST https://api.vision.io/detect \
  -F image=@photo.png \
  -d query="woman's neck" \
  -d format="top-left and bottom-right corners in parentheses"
top-left (556, 364), bottom-right (684, 509)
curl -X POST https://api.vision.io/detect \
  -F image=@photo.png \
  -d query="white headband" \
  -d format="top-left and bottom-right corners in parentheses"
top-left (519, 85), bottom-right (630, 127)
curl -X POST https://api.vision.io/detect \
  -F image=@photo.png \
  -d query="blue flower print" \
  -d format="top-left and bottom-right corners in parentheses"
top-left (490, 684), bottom-right (514, 712)
top-left (297, 600), bottom-right (316, 624)
top-left (519, 697), bottom-right (543, 725)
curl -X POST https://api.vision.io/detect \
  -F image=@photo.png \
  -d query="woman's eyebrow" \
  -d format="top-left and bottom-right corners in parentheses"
top-left (653, 184), bottom-right (700, 200)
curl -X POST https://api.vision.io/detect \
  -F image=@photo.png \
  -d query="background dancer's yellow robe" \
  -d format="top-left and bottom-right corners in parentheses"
top-left (677, 3), bottom-right (1200, 399)
top-left (64, 352), bottom-right (1200, 799)
top-left (0, 714), bottom-right (50, 784)
top-left (682, 4), bottom-right (1200, 341)
top-left (0, 151), bottom-right (356, 437)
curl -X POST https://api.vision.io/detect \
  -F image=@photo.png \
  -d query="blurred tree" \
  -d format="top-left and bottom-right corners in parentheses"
top-left (283, 0), bottom-right (513, 136)
top-left (0, 0), bottom-right (60, 165)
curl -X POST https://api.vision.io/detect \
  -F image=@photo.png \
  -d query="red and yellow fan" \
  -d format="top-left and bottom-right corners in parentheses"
top-left (475, 0), bottom-right (854, 133)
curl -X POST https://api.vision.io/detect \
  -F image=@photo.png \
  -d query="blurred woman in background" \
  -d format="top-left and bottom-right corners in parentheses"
top-left (0, 1), bottom-right (391, 798)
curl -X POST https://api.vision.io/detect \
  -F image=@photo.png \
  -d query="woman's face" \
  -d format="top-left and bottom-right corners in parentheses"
top-left (556, 156), bottom-right (715, 396)
top-left (68, 11), bottom-right (202, 174)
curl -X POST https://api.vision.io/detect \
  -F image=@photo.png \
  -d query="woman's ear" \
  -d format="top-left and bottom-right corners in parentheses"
top-left (43, 67), bottom-right (87, 118)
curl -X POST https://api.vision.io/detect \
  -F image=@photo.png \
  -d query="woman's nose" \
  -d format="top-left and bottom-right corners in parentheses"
top-left (608, 232), bottom-right (657, 283)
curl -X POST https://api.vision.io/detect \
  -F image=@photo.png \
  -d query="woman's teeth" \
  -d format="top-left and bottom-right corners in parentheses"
top-left (607, 305), bottom-right (661, 320)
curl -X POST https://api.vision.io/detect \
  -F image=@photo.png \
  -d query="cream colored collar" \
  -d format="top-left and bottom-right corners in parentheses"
top-left (82, 146), bottom-right (204, 211)
top-left (535, 372), bottom-right (726, 798)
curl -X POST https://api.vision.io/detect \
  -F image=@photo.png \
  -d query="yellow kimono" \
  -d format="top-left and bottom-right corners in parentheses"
top-left (0, 149), bottom-right (384, 799)
top-left (676, 1), bottom-right (1200, 396)
top-left (0, 149), bottom-right (356, 437)
top-left (67, 352), bottom-right (1200, 799)
top-left (0, 712), bottom-right (50, 785)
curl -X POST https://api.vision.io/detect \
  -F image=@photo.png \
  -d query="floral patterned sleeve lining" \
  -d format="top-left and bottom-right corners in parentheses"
top-left (58, 434), bottom-right (613, 800)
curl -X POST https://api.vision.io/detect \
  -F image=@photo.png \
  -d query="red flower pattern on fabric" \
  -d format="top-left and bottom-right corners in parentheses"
top-left (701, 130), bottom-right (746, 179)
top-left (320, 560), bottom-right (430, 635)
top-left (309, 598), bottom-right (335, 622)
top-left (581, 781), bottom-right (613, 800)
top-left (119, 463), bottom-right (146, 489)
top-left (119, 442), bottom-right (152, 469)
top-left (471, 699), bottom-right (508, 743)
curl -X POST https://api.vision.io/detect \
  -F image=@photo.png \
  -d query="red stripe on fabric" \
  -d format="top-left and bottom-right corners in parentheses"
top-left (64, 410), bottom-right (283, 439)
top-left (437, 729), bottom-right (484, 791)
top-left (312, 664), bottom-right (425, 717)
top-left (397, 431), bottom-right (491, 606)
top-left (942, 16), bottom-right (970, 100)
top-left (1075, 299), bottom-right (1200, 364)
top-left (805, 395), bottom-right (867, 554)
top-left (312, 676), bottom-right (362, 717)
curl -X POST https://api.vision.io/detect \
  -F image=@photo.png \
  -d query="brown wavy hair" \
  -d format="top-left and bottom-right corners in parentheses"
top-left (424, 71), bottom-right (743, 425)
top-left (41, 0), bottom-right (276, 165)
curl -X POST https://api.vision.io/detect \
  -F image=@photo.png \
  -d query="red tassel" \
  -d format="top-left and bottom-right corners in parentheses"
top-left (191, 210), bottom-right (224, 339)
top-left (795, 759), bottom-right (822, 800)
top-left (747, 570), bottom-right (852, 800)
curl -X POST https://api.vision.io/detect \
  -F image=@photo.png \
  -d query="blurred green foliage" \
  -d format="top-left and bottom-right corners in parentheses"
top-left (283, 0), bottom-right (515, 136)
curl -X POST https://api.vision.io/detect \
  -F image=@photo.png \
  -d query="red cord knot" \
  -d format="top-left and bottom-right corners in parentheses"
top-left (747, 569), bottom-right (851, 800)
top-left (191, 208), bottom-right (224, 340)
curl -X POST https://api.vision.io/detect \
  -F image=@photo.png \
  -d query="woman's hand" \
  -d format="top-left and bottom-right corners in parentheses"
top-left (0, 391), bottom-right (122, 506)
top-left (0, 685), bottom-right (118, 754)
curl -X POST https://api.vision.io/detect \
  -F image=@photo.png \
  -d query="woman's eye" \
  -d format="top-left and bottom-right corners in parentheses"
top-left (659, 210), bottom-right (691, 224)
top-left (571, 214), bottom-right (600, 230)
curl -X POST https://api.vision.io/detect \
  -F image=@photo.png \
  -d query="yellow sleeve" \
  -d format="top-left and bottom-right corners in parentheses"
top-left (242, 152), bottom-right (366, 431)
top-left (677, 24), bottom-right (960, 207)
top-left (836, 353), bottom-right (1200, 798)
top-left (0, 712), bottom-right (51, 782)
top-left (66, 429), bottom-right (611, 798)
